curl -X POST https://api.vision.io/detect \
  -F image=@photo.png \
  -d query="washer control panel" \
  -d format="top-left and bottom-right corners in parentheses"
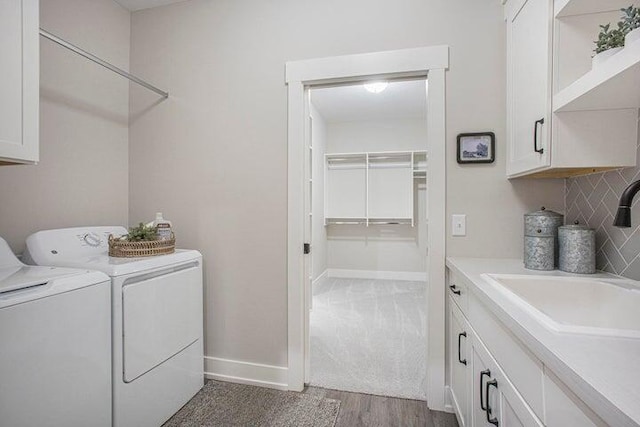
top-left (26, 226), bottom-right (129, 262)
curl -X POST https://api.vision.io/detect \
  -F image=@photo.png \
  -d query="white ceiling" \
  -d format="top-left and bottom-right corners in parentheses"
top-left (310, 80), bottom-right (427, 123)
top-left (114, 0), bottom-right (188, 11)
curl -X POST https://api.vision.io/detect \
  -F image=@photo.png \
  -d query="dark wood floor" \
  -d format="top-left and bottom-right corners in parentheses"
top-left (304, 386), bottom-right (459, 427)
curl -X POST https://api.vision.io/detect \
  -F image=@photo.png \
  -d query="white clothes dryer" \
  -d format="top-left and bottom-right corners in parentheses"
top-left (25, 226), bottom-right (204, 427)
top-left (0, 236), bottom-right (111, 427)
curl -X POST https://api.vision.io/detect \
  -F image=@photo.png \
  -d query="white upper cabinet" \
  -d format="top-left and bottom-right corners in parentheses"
top-left (0, 0), bottom-right (39, 165)
top-left (506, 0), bottom-right (553, 177)
top-left (505, 0), bottom-right (639, 178)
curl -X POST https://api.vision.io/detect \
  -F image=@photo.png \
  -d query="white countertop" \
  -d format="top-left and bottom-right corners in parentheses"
top-left (446, 257), bottom-right (640, 427)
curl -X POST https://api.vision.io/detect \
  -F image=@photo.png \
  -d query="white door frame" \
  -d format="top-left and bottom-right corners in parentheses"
top-left (285, 45), bottom-right (449, 410)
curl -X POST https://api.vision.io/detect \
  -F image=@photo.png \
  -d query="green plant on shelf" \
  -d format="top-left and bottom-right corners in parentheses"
top-left (621, 5), bottom-right (640, 33)
top-left (594, 23), bottom-right (626, 54)
top-left (126, 223), bottom-right (158, 241)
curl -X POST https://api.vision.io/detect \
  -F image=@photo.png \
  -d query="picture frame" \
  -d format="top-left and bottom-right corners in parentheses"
top-left (457, 132), bottom-right (495, 164)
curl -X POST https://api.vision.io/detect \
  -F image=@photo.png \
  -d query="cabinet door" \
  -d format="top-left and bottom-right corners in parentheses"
top-left (471, 332), bottom-right (543, 427)
top-left (449, 300), bottom-right (470, 427)
top-left (506, 0), bottom-right (552, 177)
top-left (472, 339), bottom-right (500, 427)
top-left (0, 0), bottom-right (39, 164)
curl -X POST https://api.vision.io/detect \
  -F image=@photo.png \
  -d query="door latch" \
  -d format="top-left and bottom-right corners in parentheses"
top-left (303, 243), bottom-right (311, 254)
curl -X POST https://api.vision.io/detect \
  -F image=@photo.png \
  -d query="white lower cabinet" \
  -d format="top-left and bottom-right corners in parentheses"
top-left (449, 292), bottom-right (542, 427)
top-left (449, 284), bottom-right (543, 427)
top-left (447, 270), bottom-right (611, 427)
top-left (468, 286), bottom-right (544, 419)
top-left (449, 298), bottom-right (470, 427)
top-left (471, 338), bottom-right (496, 427)
top-left (470, 330), bottom-right (543, 427)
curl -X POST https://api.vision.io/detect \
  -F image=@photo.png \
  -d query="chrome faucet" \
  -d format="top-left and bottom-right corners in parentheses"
top-left (614, 180), bottom-right (640, 228)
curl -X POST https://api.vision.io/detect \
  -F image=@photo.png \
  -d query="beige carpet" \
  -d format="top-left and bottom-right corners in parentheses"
top-left (163, 381), bottom-right (340, 427)
top-left (310, 277), bottom-right (427, 400)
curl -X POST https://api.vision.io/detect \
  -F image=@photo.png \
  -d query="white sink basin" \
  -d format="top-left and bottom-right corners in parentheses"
top-left (481, 274), bottom-right (640, 339)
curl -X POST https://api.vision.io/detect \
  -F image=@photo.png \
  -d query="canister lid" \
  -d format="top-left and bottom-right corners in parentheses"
top-left (559, 221), bottom-right (593, 232)
top-left (525, 206), bottom-right (563, 218)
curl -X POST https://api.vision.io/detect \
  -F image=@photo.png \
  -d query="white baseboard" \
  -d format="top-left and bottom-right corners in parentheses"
top-left (327, 268), bottom-right (427, 281)
top-left (204, 356), bottom-right (288, 390)
top-left (312, 269), bottom-right (328, 286)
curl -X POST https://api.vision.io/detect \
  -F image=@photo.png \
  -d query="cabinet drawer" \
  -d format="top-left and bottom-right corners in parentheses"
top-left (469, 292), bottom-right (544, 420)
top-left (448, 269), bottom-right (468, 315)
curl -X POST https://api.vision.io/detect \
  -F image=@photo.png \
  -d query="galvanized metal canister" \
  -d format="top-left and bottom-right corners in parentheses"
top-left (559, 223), bottom-right (596, 274)
top-left (524, 207), bottom-right (564, 271)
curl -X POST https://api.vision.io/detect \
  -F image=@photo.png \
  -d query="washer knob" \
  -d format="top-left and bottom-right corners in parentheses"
top-left (83, 233), bottom-right (102, 247)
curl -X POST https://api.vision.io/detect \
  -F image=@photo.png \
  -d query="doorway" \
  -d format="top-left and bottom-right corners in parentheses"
top-left (307, 80), bottom-right (428, 399)
top-left (286, 46), bottom-right (448, 410)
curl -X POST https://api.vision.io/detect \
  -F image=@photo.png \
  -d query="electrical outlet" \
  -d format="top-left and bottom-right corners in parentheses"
top-left (452, 214), bottom-right (466, 236)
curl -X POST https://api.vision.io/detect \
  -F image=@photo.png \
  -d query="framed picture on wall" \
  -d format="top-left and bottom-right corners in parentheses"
top-left (457, 132), bottom-right (495, 164)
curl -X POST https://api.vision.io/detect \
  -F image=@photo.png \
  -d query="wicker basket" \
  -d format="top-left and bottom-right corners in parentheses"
top-left (108, 233), bottom-right (176, 258)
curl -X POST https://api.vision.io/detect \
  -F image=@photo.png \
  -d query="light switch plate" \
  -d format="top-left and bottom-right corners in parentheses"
top-left (452, 214), bottom-right (466, 236)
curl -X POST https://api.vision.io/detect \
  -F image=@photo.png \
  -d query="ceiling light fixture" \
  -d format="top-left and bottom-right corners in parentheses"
top-left (364, 81), bottom-right (388, 93)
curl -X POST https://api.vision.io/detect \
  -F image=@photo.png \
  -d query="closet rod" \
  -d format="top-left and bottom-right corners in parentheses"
top-left (39, 28), bottom-right (169, 99)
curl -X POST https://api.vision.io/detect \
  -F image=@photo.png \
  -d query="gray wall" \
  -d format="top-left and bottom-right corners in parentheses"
top-left (565, 140), bottom-right (640, 280)
top-left (129, 0), bottom-right (565, 368)
top-left (0, 0), bottom-right (130, 253)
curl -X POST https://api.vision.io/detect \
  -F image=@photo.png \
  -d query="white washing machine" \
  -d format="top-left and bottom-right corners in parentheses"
top-left (25, 226), bottom-right (204, 427)
top-left (0, 236), bottom-right (111, 427)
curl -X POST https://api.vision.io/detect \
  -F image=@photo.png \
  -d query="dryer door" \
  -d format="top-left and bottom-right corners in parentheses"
top-left (122, 262), bottom-right (202, 382)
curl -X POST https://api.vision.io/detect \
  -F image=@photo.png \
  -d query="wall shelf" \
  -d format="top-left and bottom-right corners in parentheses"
top-left (554, 42), bottom-right (640, 112)
top-left (325, 217), bottom-right (414, 226)
top-left (326, 217), bottom-right (367, 225)
top-left (554, 0), bottom-right (632, 18)
top-left (368, 218), bottom-right (412, 225)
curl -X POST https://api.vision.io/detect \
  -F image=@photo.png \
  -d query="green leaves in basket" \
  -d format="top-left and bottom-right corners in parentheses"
top-left (127, 222), bottom-right (159, 242)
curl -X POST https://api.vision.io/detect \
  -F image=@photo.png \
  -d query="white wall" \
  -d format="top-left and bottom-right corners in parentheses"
top-left (325, 118), bottom-right (428, 274)
top-left (129, 0), bottom-right (565, 369)
top-left (327, 190), bottom-right (427, 273)
top-left (0, 0), bottom-right (130, 253)
top-left (327, 118), bottom-right (427, 153)
top-left (310, 103), bottom-right (327, 281)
